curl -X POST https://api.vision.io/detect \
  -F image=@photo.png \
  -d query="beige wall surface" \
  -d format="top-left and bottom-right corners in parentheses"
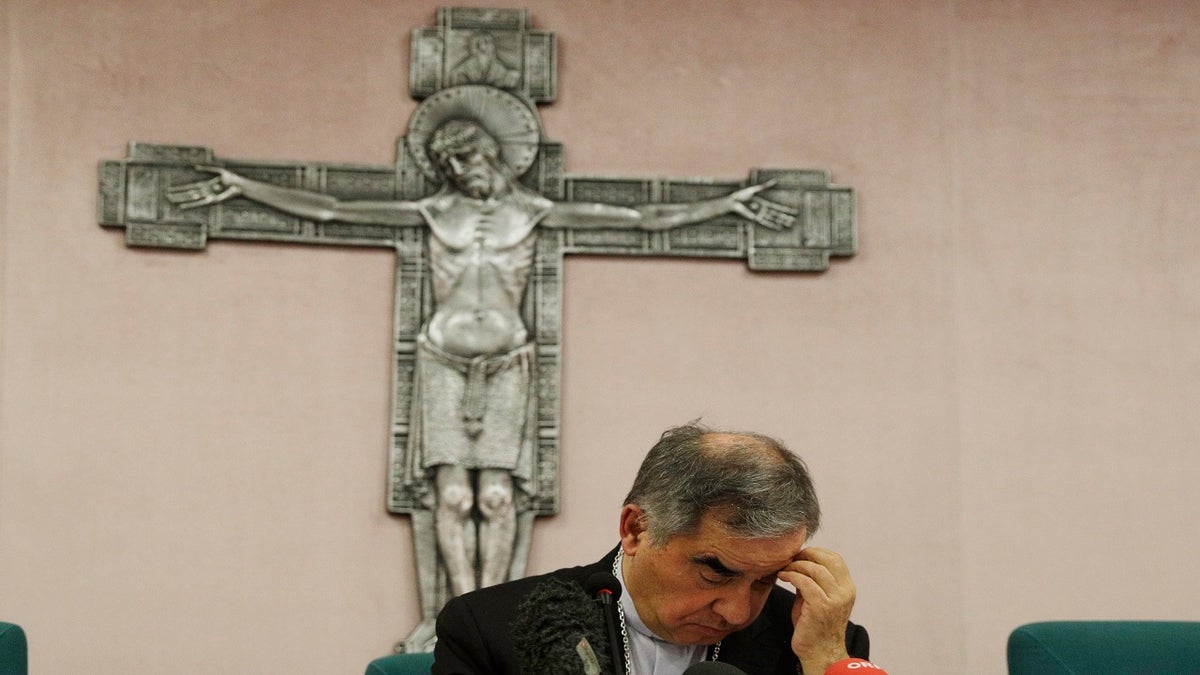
top-left (2, 1), bottom-right (1198, 673)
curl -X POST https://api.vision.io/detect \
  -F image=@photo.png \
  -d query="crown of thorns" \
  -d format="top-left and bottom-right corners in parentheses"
top-left (406, 85), bottom-right (542, 181)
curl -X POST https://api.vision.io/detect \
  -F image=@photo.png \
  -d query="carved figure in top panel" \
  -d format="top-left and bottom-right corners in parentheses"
top-left (449, 32), bottom-right (521, 88)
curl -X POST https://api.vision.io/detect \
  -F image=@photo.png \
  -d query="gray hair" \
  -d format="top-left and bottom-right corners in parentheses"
top-left (622, 421), bottom-right (820, 545)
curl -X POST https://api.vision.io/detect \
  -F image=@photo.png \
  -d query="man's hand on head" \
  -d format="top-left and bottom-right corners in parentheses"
top-left (776, 547), bottom-right (856, 674)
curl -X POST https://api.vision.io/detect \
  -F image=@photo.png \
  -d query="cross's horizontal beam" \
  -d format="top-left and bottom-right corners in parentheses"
top-left (100, 143), bottom-right (855, 271)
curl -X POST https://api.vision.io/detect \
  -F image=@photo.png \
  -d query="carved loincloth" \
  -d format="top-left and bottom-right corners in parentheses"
top-left (406, 333), bottom-right (537, 494)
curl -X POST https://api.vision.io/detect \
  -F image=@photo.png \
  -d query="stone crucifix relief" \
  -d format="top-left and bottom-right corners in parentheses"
top-left (97, 7), bottom-right (855, 653)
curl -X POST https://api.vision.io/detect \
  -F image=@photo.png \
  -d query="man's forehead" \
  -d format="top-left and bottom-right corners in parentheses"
top-left (679, 515), bottom-right (807, 571)
top-left (690, 544), bottom-right (804, 579)
top-left (699, 505), bottom-right (807, 542)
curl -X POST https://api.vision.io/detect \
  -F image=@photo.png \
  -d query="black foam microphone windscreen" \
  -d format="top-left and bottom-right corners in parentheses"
top-left (512, 577), bottom-right (616, 675)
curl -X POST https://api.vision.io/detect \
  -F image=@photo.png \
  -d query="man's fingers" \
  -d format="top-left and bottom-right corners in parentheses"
top-left (784, 560), bottom-right (837, 588)
top-left (782, 547), bottom-right (858, 672)
top-left (798, 547), bottom-right (852, 579)
top-left (778, 548), bottom-right (856, 603)
top-left (779, 566), bottom-right (838, 607)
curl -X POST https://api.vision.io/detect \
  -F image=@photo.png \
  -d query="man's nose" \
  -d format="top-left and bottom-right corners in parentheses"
top-left (448, 157), bottom-right (464, 173)
top-left (711, 585), bottom-right (757, 627)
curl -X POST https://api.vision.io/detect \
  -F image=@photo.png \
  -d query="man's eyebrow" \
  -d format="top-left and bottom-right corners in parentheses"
top-left (692, 554), bottom-right (742, 578)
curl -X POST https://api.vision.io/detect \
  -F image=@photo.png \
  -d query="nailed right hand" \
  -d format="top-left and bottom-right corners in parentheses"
top-left (165, 165), bottom-right (243, 209)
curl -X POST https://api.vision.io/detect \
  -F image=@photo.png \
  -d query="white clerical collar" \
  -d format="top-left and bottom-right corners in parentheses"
top-left (614, 549), bottom-right (708, 675)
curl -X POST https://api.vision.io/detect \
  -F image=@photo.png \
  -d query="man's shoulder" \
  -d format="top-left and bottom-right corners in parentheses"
top-left (449, 553), bottom-right (613, 611)
top-left (433, 552), bottom-right (618, 675)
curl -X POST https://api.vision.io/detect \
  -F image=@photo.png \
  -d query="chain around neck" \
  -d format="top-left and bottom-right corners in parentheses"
top-left (611, 548), bottom-right (721, 675)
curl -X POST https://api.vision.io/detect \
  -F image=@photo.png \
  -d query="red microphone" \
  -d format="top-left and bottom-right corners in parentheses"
top-left (824, 658), bottom-right (889, 674)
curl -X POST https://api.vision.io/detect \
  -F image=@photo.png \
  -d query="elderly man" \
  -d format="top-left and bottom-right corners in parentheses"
top-left (431, 422), bottom-right (880, 675)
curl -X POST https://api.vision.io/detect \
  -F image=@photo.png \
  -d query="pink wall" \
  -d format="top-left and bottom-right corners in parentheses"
top-left (2, 2), bottom-right (1198, 673)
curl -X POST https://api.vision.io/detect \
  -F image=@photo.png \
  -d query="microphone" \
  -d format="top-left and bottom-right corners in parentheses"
top-left (683, 659), bottom-right (888, 675)
top-left (823, 657), bottom-right (890, 674)
top-left (512, 576), bottom-right (615, 675)
top-left (682, 663), bottom-right (748, 675)
top-left (584, 571), bottom-right (626, 675)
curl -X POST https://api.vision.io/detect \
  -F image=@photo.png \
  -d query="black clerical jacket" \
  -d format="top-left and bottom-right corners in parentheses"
top-left (432, 547), bottom-right (869, 675)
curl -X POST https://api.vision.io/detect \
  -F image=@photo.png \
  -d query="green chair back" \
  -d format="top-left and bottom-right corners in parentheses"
top-left (0, 623), bottom-right (28, 675)
top-left (1008, 621), bottom-right (1200, 675)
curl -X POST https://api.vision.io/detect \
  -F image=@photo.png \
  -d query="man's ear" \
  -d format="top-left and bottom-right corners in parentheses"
top-left (618, 504), bottom-right (648, 556)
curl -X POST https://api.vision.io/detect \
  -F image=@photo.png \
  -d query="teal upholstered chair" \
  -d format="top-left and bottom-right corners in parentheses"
top-left (365, 651), bottom-right (435, 675)
top-left (0, 622), bottom-right (28, 675)
top-left (1008, 621), bottom-right (1200, 674)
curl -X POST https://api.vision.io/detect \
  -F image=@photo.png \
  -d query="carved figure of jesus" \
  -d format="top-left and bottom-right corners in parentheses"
top-left (168, 119), bottom-right (776, 599)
